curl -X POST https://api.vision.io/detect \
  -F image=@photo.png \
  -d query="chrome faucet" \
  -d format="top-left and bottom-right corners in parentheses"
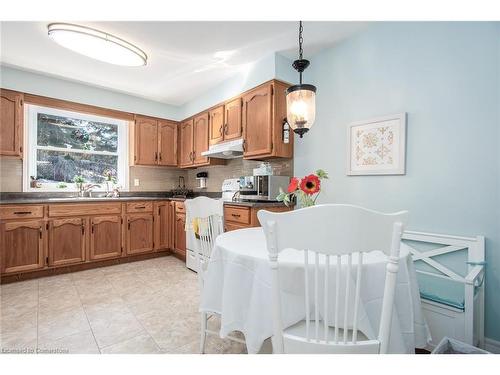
top-left (83, 184), bottom-right (100, 198)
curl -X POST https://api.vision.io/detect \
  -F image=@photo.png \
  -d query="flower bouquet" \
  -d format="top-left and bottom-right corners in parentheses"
top-left (277, 169), bottom-right (328, 207)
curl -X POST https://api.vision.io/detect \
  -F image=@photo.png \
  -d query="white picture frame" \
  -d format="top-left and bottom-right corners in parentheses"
top-left (347, 113), bottom-right (407, 176)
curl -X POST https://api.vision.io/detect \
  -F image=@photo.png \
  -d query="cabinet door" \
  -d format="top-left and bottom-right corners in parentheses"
top-left (126, 214), bottom-right (154, 255)
top-left (90, 216), bottom-right (122, 260)
top-left (0, 89), bottom-right (23, 157)
top-left (1, 220), bottom-right (44, 273)
top-left (179, 119), bottom-right (194, 167)
top-left (174, 213), bottom-right (186, 257)
top-left (224, 97), bottom-right (242, 141)
top-left (209, 105), bottom-right (224, 145)
top-left (154, 202), bottom-right (171, 250)
top-left (135, 116), bottom-right (158, 165)
top-left (242, 84), bottom-right (273, 158)
top-left (48, 218), bottom-right (86, 266)
top-left (193, 112), bottom-right (209, 165)
top-left (158, 120), bottom-right (177, 166)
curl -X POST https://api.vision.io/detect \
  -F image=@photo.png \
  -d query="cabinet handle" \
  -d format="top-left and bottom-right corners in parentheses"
top-left (155, 152), bottom-right (158, 161)
top-left (219, 126), bottom-right (223, 135)
top-left (242, 140), bottom-right (247, 152)
top-left (224, 124), bottom-right (228, 135)
top-left (91, 224), bottom-right (94, 234)
top-left (136, 206), bottom-right (146, 209)
top-left (231, 213), bottom-right (241, 218)
top-left (14, 211), bottom-right (32, 215)
top-left (159, 153), bottom-right (162, 161)
top-left (81, 224), bottom-right (85, 235)
top-left (39, 227), bottom-right (43, 239)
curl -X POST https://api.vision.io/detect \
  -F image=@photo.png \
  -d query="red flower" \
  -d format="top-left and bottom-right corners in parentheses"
top-left (287, 177), bottom-right (300, 193)
top-left (300, 174), bottom-right (321, 195)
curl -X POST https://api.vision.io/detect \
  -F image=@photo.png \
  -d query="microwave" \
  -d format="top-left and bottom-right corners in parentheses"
top-left (238, 176), bottom-right (291, 201)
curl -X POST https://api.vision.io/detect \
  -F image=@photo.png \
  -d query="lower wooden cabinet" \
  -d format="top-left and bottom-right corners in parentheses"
top-left (126, 213), bottom-right (154, 255)
top-left (1, 220), bottom-right (44, 273)
top-left (174, 212), bottom-right (186, 258)
top-left (155, 201), bottom-right (175, 251)
top-left (90, 216), bottom-right (122, 260)
top-left (48, 218), bottom-right (86, 266)
top-left (224, 204), bottom-right (292, 232)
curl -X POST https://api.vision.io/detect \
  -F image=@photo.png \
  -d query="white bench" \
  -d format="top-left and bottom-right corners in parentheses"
top-left (402, 230), bottom-right (485, 350)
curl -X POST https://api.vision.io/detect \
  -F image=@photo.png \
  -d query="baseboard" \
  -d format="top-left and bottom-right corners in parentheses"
top-left (484, 337), bottom-right (500, 353)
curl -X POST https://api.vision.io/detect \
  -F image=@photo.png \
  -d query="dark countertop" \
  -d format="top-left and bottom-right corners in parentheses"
top-left (0, 192), bottom-right (288, 207)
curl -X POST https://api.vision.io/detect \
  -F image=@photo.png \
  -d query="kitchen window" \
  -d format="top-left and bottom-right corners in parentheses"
top-left (24, 104), bottom-right (129, 191)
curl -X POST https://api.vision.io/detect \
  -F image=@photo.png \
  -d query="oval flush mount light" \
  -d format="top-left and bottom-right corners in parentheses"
top-left (47, 23), bottom-right (147, 66)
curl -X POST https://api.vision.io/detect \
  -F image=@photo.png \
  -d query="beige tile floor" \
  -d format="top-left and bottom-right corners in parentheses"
top-left (0, 256), bottom-right (249, 354)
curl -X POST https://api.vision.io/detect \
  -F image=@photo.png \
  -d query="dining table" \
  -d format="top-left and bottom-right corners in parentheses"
top-left (200, 227), bottom-right (431, 354)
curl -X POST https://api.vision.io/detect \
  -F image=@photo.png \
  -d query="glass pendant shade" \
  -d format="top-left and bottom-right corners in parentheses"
top-left (286, 84), bottom-right (316, 137)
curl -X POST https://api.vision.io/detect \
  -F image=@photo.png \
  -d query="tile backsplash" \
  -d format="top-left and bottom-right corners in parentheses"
top-left (186, 158), bottom-right (293, 192)
top-left (0, 156), bottom-right (292, 194)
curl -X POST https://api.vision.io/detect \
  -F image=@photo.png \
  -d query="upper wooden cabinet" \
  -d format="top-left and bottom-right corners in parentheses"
top-left (179, 118), bottom-right (194, 168)
top-left (242, 80), bottom-right (293, 159)
top-left (158, 120), bottom-right (178, 166)
top-left (224, 97), bottom-right (243, 141)
top-left (209, 105), bottom-right (225, 145)
top-left (178, 115), bottom-right (225, 169)
top-left (131, 115), bottom-right (178, 167)
top-left (209, 100), bottom-right (242, 146)
top-left (0, 89), bottom-right (24, 158)
top-left (193, 112), bottom-right (210, 165)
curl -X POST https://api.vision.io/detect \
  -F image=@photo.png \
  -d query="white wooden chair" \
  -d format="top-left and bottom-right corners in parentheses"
top-left (257, 204), bottom-right (408, 354)
top-left (184, 197), bottom-right (246, 353)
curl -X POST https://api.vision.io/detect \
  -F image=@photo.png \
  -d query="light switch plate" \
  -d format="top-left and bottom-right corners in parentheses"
top-left (134, 179), bottom-right (140, 186)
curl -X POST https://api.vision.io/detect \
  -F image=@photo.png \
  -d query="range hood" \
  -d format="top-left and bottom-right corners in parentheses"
top-left (201, 138), bottom-right (244, 159)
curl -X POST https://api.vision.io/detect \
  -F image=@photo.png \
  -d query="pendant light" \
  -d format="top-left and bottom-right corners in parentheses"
top-left (285, 21), bottom-right (317, 138)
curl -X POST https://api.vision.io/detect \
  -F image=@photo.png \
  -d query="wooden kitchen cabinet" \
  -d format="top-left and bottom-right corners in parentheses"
top-left (0, 89), bottom-right (24, 158)
top-left (0, 220), bottom-right (44, 273)
top-left (134, 115), bottom-right (158, 165)
top-left (154, 201), bottom-right (175, 251)
top-left (224, 97), bottom-right (243, 141)
top-left (158, 120), bottom-right (178, 166)
top-left (223, 204), bottom-right (292, 232)
top-left (131, 115), bottom-right (178, 167)
top-left (242, 80), bottom-right (293, 159)
top-left (126, 213), bottom-right (154, 255)
top-left (179, 115), bottom-right (225, 168)
top-left (174, 212), bottom-right (186, 258)
top-left (209, 105), bottom-right (225, 145)
top-left (90, 215), bottom-right (122, 260)
top-left (209, 100), bottom-right (242, 145)
top-left (48, 218), bottom-right (86, 266)
top-left (179, 118), bottom-right (194, 167)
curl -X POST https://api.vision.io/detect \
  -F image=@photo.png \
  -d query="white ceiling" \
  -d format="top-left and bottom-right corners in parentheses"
top-left (0, 21), bottom-right (366, 106)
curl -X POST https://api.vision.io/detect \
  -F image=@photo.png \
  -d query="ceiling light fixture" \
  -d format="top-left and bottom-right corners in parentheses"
top-left (285, 21), bottom-right (316, 138)
top-left (47, 23), bottom-right (147, 67)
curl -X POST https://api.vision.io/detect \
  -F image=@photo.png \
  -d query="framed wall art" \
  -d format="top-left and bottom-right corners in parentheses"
top-left (347, 113), bottom-right (407, 175)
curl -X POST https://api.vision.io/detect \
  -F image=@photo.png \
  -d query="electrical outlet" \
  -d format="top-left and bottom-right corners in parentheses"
top-left (134, 179), bottom-right (140, 186)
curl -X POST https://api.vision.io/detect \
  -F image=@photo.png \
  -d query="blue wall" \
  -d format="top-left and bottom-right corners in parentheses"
top-left (0, 65), bottom-right (181, 120)
top-left (294, 22), bottom-right (500, 341)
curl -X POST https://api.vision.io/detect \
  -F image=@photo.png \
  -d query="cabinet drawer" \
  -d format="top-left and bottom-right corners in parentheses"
top-left (126, 201), bottom-right (153, 213)
top-left (224, 221), bottom-right (249, 232)
top-left (49, 203), bottom-right (121, 217)
top-left (175, 201), bottom-right (185, 213)
top-left (224, 206), bottom-right (250, 225)
top-left (0, 205), bottom-right (44, 220)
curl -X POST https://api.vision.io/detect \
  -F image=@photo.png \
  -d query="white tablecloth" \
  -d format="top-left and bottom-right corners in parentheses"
top-left (200, 227), bottom-right (430, 353)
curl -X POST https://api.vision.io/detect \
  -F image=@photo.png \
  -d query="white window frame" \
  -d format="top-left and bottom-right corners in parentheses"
top-left (23, 104), bottom-right (129, 192)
